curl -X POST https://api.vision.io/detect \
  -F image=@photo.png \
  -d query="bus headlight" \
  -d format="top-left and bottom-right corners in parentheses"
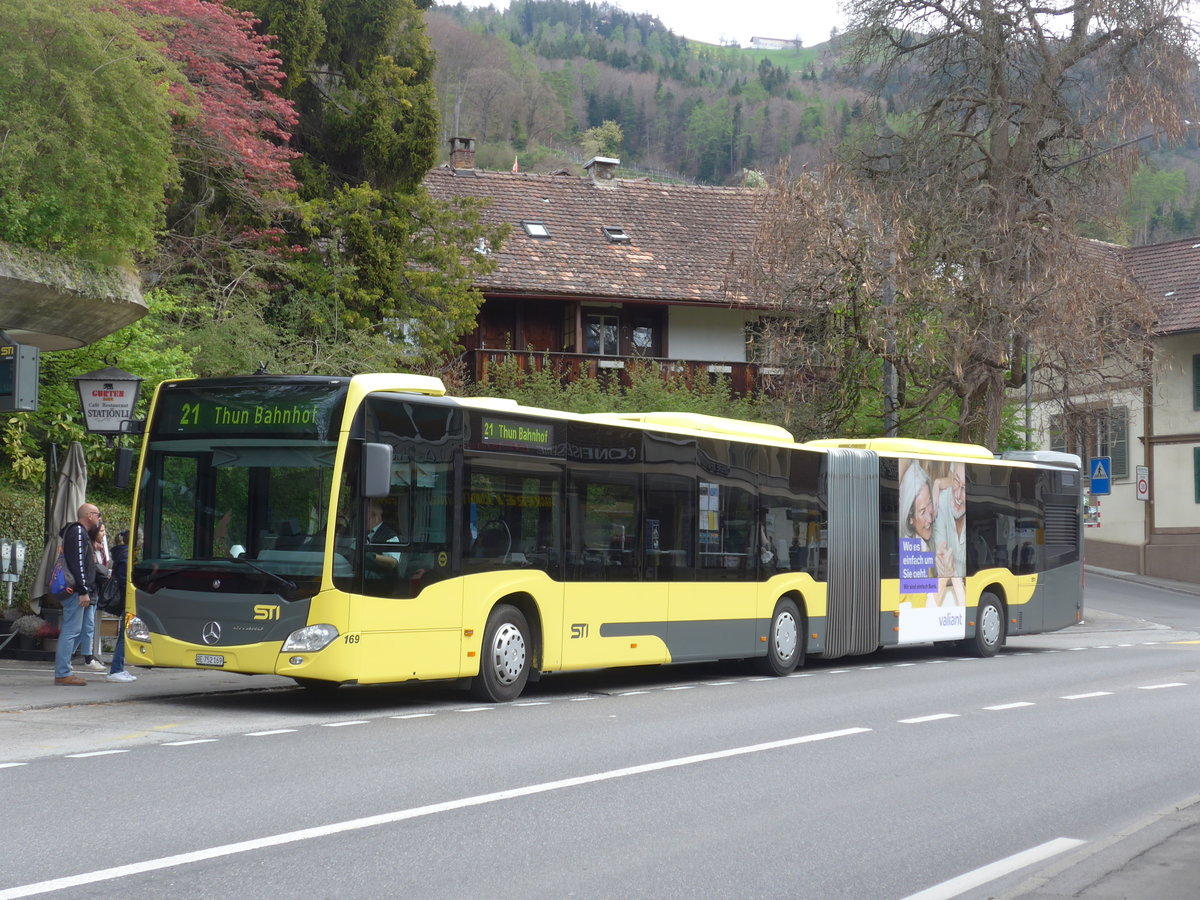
top-left (126, 617), bottom-right (151, 643)
top-left (282, 624), bottom-right (339, 652)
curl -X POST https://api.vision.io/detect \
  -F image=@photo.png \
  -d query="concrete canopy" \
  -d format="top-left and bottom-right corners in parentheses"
top-left (0, 241), bottom-right (146, 351)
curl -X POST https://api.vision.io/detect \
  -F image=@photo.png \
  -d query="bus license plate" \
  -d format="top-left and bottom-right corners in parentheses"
top-left (195, 654), bottom-right (225, 667)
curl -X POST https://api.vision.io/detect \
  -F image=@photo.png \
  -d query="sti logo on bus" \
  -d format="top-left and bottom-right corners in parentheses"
top-left (571, 623), bottom-right (588, 639)
top-left (253, 604), bottom-right (280, 621)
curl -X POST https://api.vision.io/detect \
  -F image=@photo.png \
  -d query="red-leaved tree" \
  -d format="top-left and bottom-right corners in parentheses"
top-left (120, 0), bottom-right (299, 207)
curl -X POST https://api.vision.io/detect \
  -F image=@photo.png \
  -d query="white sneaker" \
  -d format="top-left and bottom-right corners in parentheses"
top-left (106, 670), bottom-right (137, 683)
top-left (81, 658), bottom-right (106, 672)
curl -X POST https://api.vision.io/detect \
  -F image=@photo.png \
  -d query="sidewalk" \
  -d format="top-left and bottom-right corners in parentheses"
top-left (0, 656), bottom-right (292, 713)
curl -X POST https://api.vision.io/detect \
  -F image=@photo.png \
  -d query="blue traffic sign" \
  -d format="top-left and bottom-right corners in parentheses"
top-left (1089, 456), bottom-right (1112, 495)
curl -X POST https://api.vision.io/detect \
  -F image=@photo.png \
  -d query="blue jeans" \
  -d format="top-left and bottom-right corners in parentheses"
top-left (55, 594), bottom-right (87, 678)
top-left (109, 615), bottom-right (127, 674)
top-left (73, 602), bottom-right (96, 658)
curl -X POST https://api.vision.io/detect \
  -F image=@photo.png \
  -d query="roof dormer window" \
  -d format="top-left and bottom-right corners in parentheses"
top-left (602, 225), bottom-right (631, 243)
top-left (522, 220), bottom-right (551, 238)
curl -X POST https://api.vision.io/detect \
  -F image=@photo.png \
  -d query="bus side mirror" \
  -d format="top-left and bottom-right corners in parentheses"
top-left (362, 442), bottom-right (393, 498)
top-left (114, 447), bottom-right (135, 488)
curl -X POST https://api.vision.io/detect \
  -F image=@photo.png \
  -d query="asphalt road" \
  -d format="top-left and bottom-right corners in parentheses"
top-left (2, 570), bottom-right (1198, 899)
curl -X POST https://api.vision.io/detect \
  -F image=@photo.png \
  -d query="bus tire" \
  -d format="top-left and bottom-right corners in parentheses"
top-left (966, 592), bottom-right (1005, 658)
top-left (470, 604), bottom-right (531, 702)
top-left (755, 598), bottom-right (803, 676)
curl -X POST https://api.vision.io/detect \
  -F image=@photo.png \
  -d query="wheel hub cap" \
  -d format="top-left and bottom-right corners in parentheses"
top-left (491, 622), bottom-right (526, 685)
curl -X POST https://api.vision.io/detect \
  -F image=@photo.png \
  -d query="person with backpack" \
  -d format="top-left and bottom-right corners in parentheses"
top-left (105, 529), bottom-right (135, 682)
top-left (53, 504), bottom-right (101, 686)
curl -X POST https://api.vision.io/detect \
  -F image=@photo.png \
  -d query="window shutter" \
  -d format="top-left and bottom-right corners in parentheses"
top-left (1194, 355), bottom-right (1200, 410)
top-left (1195, 448), bottom-right (1200, 504)
top-left (1108, 407), bottom-right (1128, 479)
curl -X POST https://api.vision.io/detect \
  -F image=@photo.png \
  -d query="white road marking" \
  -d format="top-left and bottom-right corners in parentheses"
top-left (390, 713), bottom-right (435, 719)
top-left (984, 702), bottom-right (1035, 710)
top-left (899, 713), bottom-right (959, 724)
top-left (245, 729), bottom-right (297, 737)
top-left (65, 750), bottom-right (128, 758)
top-left (513, 701), bottom-right (550, 706)
top-left (0, 763), bottom-right (27, 769)
top-left (0, 727), bottom-right (871, 900)
top-left (1061, 691), bottom-right (1113, 700)
top-left (162, 740), bottom-right (218, 746)
top-left (900, 837), bottom-right (1085, 900)
top-left (663, 685), bottom-right (694, 691)
top-left (455, 707), bottom-right (494, 713)
top-left (320, 720), bottom-right (368, 727)
top-left (1138, 682), bottom-right (1186, 690)
top-left (568, 697), bottom-right (595, 702)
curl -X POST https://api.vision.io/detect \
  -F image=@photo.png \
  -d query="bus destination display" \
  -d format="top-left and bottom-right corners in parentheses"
top-left (157, 383), bottom-right (345, 439)
top-left (481, 417), bottom-right (553, 451)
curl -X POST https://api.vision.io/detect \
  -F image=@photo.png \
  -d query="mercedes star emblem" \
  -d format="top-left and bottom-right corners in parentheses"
top-left (201, 621), bottom-right (221, 645)
top-left (212, 578), bottom-right (221, 590)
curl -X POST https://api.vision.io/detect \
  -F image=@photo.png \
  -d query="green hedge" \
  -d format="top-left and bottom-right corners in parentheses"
top-left (0, 477), bottom-right (132, 614)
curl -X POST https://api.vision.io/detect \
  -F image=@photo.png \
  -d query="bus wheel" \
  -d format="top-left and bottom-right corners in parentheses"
top-left (967, 592), bottom-right (1005, 658)
top-left (293, 677), bottom-right (341, 694)
top-left (756, 598), bottom-right (803, 676)
top-left (470, 604), bottom-right (531, 702)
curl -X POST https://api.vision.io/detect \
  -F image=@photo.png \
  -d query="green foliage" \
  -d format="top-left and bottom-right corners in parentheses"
top-left (0, 0), bottom-right (178, 263)
top-left (579, 120), bottom-right (623, 158)
top-left (478, 356), bottom-right (791, 432)
top-left (1, 289), bottom-right (194, 485)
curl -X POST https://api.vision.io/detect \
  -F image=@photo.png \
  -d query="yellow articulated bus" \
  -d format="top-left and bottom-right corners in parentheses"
top-left (124, 373), bottom-right (1084, 701)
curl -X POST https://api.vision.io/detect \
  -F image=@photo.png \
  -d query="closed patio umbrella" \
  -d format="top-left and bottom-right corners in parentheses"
top-left (31, 441), bottom-right (88, 616)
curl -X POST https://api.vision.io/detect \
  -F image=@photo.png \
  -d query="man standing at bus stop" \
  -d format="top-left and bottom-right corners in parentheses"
top-left (53, 503), bottom-right (101, 686)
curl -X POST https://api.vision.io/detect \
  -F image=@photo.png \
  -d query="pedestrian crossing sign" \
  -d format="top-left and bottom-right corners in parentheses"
top-left (1089, 456), bottom-right (1111, 495)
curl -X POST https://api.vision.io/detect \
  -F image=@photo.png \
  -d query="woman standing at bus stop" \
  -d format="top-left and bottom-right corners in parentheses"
top-left (106, 530), bottom-right (136, 682)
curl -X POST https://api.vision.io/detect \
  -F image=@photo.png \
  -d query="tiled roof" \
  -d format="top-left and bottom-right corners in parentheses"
top-left (423, 166), bottom-right (766, 306)
top-left (1125, 237), bottom-right (1200, 335)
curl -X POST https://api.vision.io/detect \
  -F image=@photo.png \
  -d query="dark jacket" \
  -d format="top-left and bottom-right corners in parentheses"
top-left (60, 521), bottom-right (97, 598)
top-left (108, 542), bottom-right (128, 614)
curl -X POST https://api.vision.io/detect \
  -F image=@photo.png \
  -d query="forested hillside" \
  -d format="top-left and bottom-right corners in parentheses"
top-left (430, 0), bottom-right (868, 182)
top-left (431, 0), bottom-right (1200, 242)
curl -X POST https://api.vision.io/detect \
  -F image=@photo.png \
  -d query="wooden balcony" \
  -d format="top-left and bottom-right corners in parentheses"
top-left (463, 349), bottom-right (791, 397)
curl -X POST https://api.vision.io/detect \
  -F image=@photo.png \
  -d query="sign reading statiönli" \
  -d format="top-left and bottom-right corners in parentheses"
top-left (73, 367), bottom-right (142, 435)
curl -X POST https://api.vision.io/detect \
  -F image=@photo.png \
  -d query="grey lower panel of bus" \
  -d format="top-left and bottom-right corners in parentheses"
top-left (135, 589), bottom-right (309, 646)
top-left (1016, 561), bottom-right (1083, 635)
top-left (822, 449), bottom-right (881, 659)
top-left (600, 620), bottom-right (757, 662)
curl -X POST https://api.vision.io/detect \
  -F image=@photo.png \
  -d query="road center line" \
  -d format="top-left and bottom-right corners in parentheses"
top-left (1138, 682), bottom-right (1186, 690)
top-left (900, 837), bottom-right (1085, 900)
top-left (984, 702), bottom-right (1035, 710)
top-left (0, 727), bottom-right (871, 900)
top-left (898, 713), bottom-right (959, 724)
top-left (1061, 691), bottom-right (1113, 700)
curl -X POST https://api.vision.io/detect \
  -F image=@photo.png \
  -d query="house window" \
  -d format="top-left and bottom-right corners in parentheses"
top-left (1050, 405), bottom-right (1129, 480)
top-left (521, 220), bottom-right (550, 238)
top-left (585, 314), bottom-right (619, 355)
top-left (632, 325), bottom-right (654, 353)
top-left (745, 317), bottom-right (786, 365)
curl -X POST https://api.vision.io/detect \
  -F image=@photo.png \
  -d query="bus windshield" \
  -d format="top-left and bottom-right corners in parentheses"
top-left (132, 378), bottom-right (347, 598)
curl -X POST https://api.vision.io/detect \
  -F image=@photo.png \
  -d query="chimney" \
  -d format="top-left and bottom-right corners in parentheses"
top-left (584, 156), bottom-right (620, 186)
top-left (449, 137), bottom-right (476, 170)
